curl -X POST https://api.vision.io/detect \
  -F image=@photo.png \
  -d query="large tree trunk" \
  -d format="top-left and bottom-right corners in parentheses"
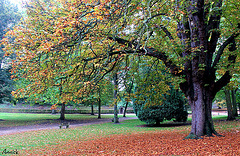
top-left (185, 83), bottom-right (218, 139)
top-left (60, 102), bottom-right (65, 120)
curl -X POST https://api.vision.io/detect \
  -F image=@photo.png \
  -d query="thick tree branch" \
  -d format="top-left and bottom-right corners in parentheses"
top-left (207, 0), bottom-right (222, 52)
top-left (213, 39), bottom-right (237, 95)
top-left (155, 25), bottom-right (174, 40)
top-left (206, 1), bottom-right (222, 71)
top-left (212, 29), bottom-right (240, 68)
top-left (144, 13), bottom-right (166, 24)
top-left (108, 36), bottom-right (182, 76)
top-left (213, 71), bottom-right (231, 95)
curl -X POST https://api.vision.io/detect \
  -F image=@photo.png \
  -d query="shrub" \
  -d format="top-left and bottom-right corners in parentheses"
top-left (133, 87), bottom-right (188, 125)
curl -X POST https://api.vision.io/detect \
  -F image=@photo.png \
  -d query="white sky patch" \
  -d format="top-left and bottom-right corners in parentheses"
top-left (9, 0), bottom-right (23, 4)
top-left (9, 0), bottom-right (27, 9)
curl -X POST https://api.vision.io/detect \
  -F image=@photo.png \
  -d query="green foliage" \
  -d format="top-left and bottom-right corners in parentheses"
top-left (97, 78), bottom-right (114, 106)
top-left (0, 67), bottom-right (13, 103)
top-left (0, 0), bottom-right (21, 103)
top-left (0, 0), bottom-right (20, 39)
top-left (133, 87), bottom-right (188, 125)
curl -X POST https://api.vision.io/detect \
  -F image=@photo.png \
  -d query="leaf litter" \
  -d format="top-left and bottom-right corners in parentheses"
top-left (22, 121), bottom-right (240, 156)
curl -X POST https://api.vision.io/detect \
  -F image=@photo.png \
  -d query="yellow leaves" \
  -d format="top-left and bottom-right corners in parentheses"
top-left (177, 9), bottom-right (186, 15)
top-left (1, 0), bottom-right (127, 104)
top-left (10, 75), bottom-right (16, 79)
top-left (51, 104), bottom-right (57, 110)
top-left (55, 29), bottom-right (63, 35)
top-left (97, 16), bottom-right (104, 20)
top-left (11, 91), bottom-right (16, 96)
top-left (94, 63), bottom-right (101, 67)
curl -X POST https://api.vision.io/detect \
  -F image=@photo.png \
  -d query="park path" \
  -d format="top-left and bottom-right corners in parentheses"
top-left (0, 116), bottom-right (138, 136)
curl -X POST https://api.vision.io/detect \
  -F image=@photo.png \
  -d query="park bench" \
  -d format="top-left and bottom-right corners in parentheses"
top-left (59, 122), bottom-right (70, 129)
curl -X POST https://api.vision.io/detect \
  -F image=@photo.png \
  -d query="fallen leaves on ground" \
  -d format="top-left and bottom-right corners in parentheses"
top-left (23, 129), bottom-right (240, 156)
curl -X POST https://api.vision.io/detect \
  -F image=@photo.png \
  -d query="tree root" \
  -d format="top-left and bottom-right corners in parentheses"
top-left (184, 133), bottom-right (203, 140)
top-left (184, 131), bottom-right (224, 140)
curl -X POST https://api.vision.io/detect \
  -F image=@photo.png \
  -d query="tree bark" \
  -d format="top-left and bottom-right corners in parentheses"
top-left (224, 89), bottom-right (236, 120)
top-left (98, 97), bottom-right (101, 119)
top-left (231, 89), bottom-right (238, 117)
top-left (91, 103), bottom-right (94, 115)
top-left (238, 103), bottom-right (240, 116)
top-left (185, 83), bottom-right (219, 139)
top-left (123, 101), bottom-right (128, 117)
top-left (60, 102), bottom-right (65, 120)
top-left (113, 73), bottom-right (119, 123)
top-left (123, 80), bottom-right (133, 117)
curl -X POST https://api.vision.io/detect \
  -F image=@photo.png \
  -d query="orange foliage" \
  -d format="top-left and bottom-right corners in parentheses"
top-left (1, 0), bottom-right (128, 103)
top-left (23, 129), bottom-right (240, 155)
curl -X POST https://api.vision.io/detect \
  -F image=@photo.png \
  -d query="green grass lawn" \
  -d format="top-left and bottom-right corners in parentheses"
top-left (0, 119), bottom-right (148, 151)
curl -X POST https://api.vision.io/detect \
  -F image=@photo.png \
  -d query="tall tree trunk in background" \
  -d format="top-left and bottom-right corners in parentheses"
top-left (98, 97), bottom-right (101, 119)
top-left (60, 102), bottom-right (65, 120)
top-left (91, 103), bottom-right (94, 115)
top-left (224, 89), bottom-right (235, 121)
top-left (123, 100), bottom-right (128, 117)
top-left (238, 103), bottom-right (240, 116)
top-left (113, 73), bottom-right (119, 123)
top-left (59, 84), bottom-right (65, 120)
top-left (231, 89), bottom-right (238, 117)
top-left (123, 79), bottom-right (133, 117)
top-left (98, 86), bottom-right (101, 119)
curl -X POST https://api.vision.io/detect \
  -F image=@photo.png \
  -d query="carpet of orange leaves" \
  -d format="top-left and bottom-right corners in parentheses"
top-left (24, 129), bottom-right (240, 156)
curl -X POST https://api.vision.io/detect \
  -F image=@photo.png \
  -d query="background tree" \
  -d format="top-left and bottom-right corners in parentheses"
top-left (121, 55), bottom-right (134, 117)
top-left (223, 87), bottom-right (236, 120)
top-left (222, 74), bottom-right (240, 120)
